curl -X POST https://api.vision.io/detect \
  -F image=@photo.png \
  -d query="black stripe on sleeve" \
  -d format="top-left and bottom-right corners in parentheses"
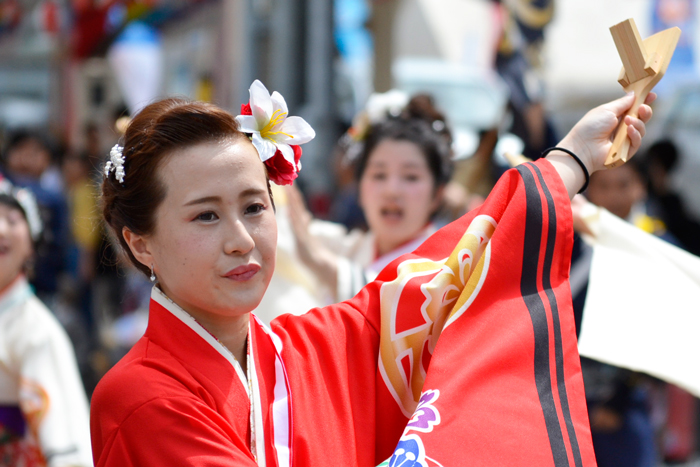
top-left (517, 164), bottom-right (570, 467)
top-left (531, 163), bottom-right (583, 467)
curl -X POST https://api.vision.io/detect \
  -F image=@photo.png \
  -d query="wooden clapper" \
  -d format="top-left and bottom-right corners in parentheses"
top-left (606, 18), bottom-right (681, 168)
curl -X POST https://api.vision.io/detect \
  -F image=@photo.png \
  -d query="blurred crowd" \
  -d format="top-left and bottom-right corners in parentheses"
top-left (0, 116), bottom-right (150, 398)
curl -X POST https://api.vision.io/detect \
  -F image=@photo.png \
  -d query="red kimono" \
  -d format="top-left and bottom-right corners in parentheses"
top-left (90, 159), bottom-right (597, 466)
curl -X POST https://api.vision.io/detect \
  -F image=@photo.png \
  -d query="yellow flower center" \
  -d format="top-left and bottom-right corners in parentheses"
top-left (260, 109), bottom-right (293, 140)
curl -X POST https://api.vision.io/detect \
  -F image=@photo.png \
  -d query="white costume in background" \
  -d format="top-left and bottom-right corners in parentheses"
top-left (0, 276), bottom-right (92, 467)
top-left (316, 223), bottom-right (437, 302)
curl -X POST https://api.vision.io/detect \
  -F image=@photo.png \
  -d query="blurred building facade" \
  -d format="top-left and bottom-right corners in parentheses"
top-left (0, 0), bottom-right (338, 195)
top-left (1, 0), bottom-right (700, 205)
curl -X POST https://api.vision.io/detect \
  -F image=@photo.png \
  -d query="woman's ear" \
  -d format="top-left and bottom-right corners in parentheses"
top-left (122, 227), bottom-right (153, 269)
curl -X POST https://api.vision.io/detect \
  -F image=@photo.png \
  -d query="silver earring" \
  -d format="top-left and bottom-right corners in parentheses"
top-left (150, 264), bottom-right (156, 283)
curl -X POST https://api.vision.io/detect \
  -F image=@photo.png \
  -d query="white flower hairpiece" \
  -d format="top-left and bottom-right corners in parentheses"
top-left (235, 80), bottom-right (315, 186)
top-left (104, 144), bottom-right (125, 183)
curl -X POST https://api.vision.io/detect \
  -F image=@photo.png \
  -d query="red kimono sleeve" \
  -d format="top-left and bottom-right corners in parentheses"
top-left (379, 159), bottom-right (597, 466)
top-left (275, 159), bottom-right (596, 466)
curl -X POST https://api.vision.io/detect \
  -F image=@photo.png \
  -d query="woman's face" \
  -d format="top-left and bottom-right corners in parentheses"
top-left (0, 203), bottom-right (32, 292)
top-left (359, 139), bottom-right (441, 256)
top-left (132, 139), bottom-right (277, 324)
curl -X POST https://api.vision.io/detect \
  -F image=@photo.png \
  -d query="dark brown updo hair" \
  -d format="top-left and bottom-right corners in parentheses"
top-left (354, 93), bottom-right (453, 190)
top-left (101, 98), bottom-right (247, 277)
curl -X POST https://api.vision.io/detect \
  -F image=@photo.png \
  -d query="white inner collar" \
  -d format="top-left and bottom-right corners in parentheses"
top-left (150, 286), bottom-right (249, 396)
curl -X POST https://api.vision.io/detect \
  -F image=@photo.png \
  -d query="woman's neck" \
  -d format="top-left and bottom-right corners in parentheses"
top-left (375, 223), bottom-right (432, 258)
top-left (0, 274), bottom-right (24, 299)
top-left (157, 285), bottom-right (250, 368)
top-left (191, 311), bottom-right (249, 369)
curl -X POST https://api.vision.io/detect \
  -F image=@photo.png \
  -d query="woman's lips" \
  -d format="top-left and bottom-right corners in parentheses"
top-left (380, 207), bottom-right (404, 223)
top-left (224, 264), bottom-right (261, 282)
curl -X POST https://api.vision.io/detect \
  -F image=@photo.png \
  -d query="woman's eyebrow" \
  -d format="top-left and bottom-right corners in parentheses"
top-left (239, 188), bottom-right (267, 199)
top-left (183, 195), bottom-right (221, 207)
top-left (183, 188), bottom-right (266, 207)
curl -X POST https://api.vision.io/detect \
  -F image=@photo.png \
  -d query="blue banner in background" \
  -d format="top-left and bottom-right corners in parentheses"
top-left (652, 0), bottom-right (697, 94)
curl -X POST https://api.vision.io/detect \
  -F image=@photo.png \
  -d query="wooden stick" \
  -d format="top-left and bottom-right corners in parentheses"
top-left (610, 19), bottom-right (649, 83)
top-left (605, 20), bottom-right (681, 168)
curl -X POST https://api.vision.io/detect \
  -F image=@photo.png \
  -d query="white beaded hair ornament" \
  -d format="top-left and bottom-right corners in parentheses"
top-left (104, 144), bottom-right (125, 183)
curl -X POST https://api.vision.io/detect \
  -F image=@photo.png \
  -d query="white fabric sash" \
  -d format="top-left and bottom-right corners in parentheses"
top-left (577, 207), bottom-right (700, 397)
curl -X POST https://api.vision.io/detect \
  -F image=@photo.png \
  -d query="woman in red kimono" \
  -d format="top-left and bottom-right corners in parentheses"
top-left (90, 79), bottom-right (653, 467)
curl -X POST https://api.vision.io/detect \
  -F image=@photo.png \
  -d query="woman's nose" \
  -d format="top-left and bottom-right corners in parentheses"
top-left (224, 219), bottom-right (255, 255)
top-left (383, 175), bottom-right (402, 196)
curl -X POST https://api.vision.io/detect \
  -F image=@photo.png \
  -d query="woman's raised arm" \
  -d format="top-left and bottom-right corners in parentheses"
top-left (546, 92), bottom-right (655, 199)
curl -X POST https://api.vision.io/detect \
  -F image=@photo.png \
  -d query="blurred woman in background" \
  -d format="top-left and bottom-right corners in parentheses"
top-left (0, 177), bottom-right (92, 467)
top-left (285, 95), bottom-right (453, 304)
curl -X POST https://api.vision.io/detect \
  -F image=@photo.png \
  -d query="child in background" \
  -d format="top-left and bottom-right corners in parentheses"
top-left (0, 177), bottom-right (92, 467)
top-left (2, 131), bottom-right (68, 304)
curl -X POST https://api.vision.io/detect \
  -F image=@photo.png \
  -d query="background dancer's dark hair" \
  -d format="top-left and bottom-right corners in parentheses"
top-left (355, 98), bottom-right (454, 190)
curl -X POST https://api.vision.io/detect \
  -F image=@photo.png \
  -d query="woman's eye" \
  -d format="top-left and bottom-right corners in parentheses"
top-left (405, 174), bottom-right (420, 182)
top-left (196, 211), bottom-right (219, 222)
top-left (7, 212), bottom-right (23, 225)
top-left (245, 203), bottom-right (266, 215)
top-left (370, 172), bottom-right (387, 181)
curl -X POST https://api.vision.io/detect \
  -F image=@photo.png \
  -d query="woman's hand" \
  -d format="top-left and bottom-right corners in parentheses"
top-left (549, 92), bottom-right (655, 198)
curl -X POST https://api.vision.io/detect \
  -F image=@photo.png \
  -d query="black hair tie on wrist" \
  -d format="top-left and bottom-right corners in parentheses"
top-left (542, 147), bottom-right (590, 194)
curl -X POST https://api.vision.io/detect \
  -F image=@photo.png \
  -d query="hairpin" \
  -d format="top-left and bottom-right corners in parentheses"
top-left (104, 144), bottom-right (125, 184)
